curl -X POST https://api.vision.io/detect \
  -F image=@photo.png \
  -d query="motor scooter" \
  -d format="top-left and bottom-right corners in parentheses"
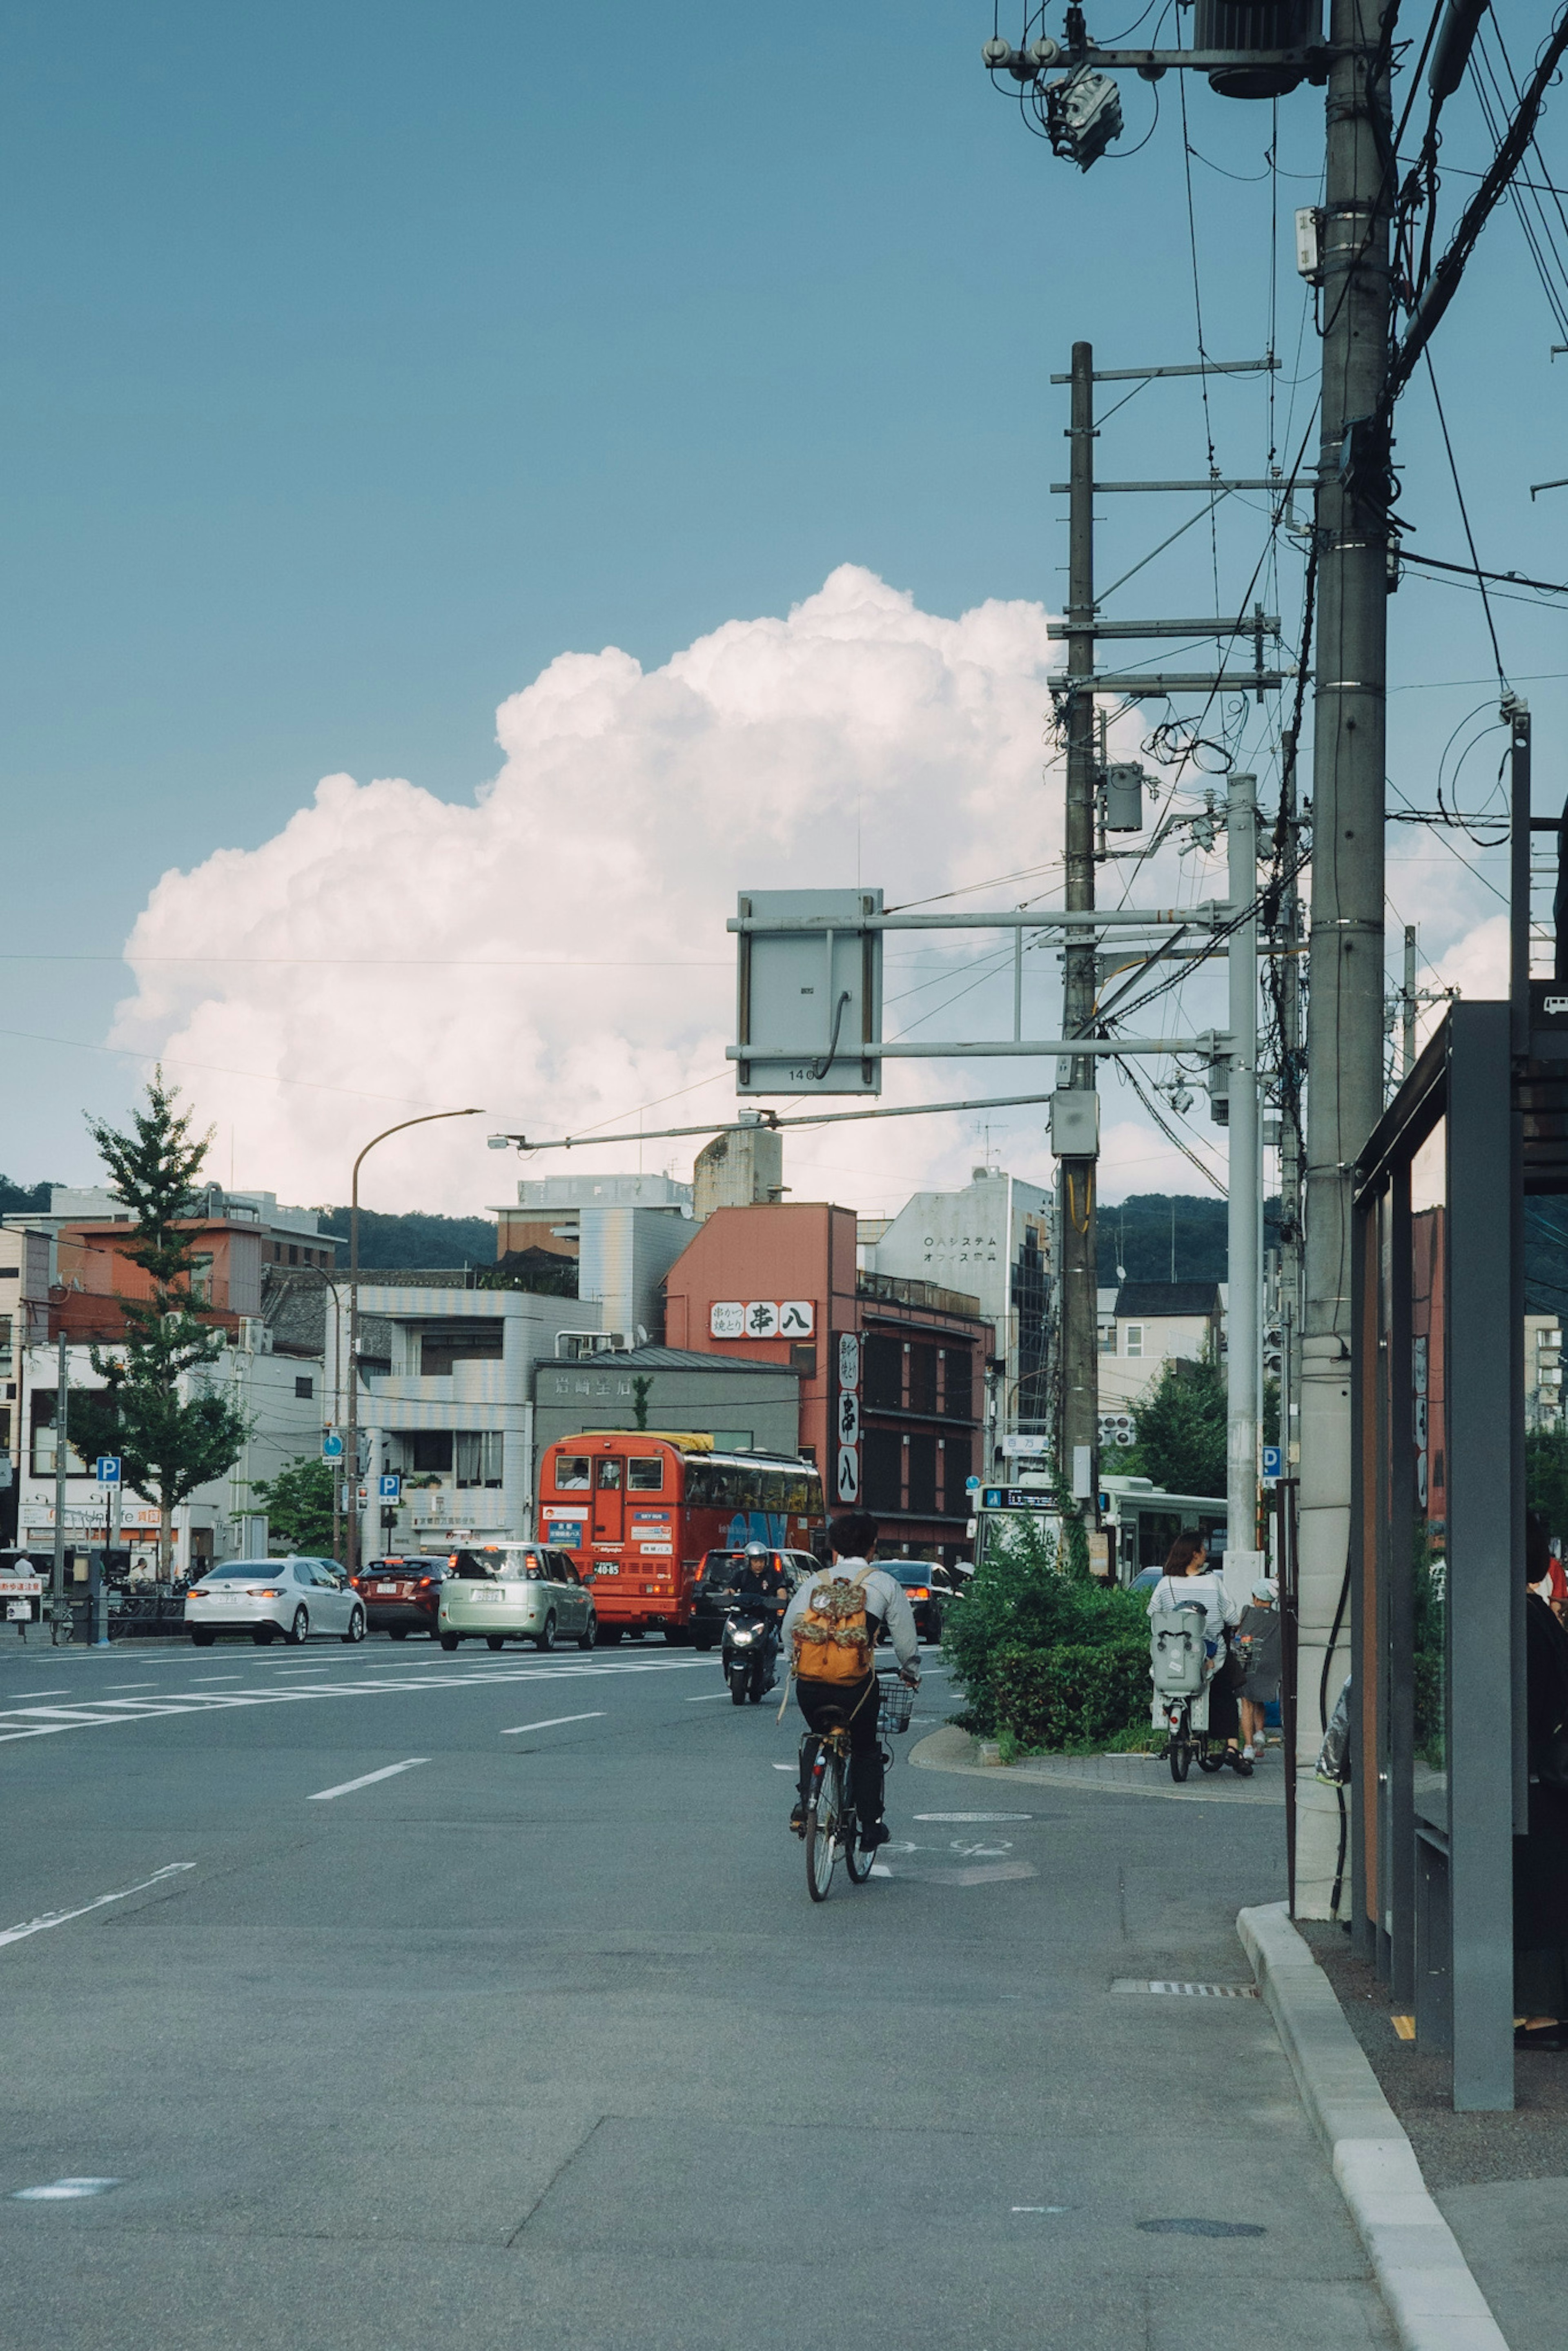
top-left (722, 1602), bottom-right (779, 1705)
top-left (1149, 1602), bottom-right (1249, 1783)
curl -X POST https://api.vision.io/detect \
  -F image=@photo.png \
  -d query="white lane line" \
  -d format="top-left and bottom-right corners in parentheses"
top-left (106, 1683), bottom-right (156, 1692)
top-left (685, 1692), bottom-right (732, 1702)
top-left (0, 1689), bottom-right (71, 1700)
top-left (0, 1656), bottom-right (709, 1748)
top-left (192, 1675), bottom-right (242, 1684)
top-left (308, 1758), bottom-right (429, 1801)
top-left (0, 1863), bottom-right (196, 1950)
top-left (499, 1711), bottom-right (605, 1737)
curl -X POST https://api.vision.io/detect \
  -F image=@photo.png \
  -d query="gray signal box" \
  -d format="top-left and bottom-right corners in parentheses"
top-left (732, 889), bottom-right (884, 1095)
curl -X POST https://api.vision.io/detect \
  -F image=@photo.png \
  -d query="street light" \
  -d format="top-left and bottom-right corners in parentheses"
top-left (345, 1109), bottom-right (482, 1578)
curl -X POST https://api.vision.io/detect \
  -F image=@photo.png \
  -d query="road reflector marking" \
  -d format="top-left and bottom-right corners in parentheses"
top-left (500, 1711), bottom-right (605, 1736)
top-left (11, 2178), bottom-right (121, 2200)
top-left (0, 1863), bottom-right (196, 1951)
top-left (308, 1759), bottom-right (428, 1801)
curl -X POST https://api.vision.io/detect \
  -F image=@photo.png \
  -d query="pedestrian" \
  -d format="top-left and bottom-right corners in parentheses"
top-left (1234, 1580), bottom-right (1282, 1763)
top-left (1145, 1529), bottom-right (1247, 1772)
top-left (1516, 1511), bottom-right (1568, 2047)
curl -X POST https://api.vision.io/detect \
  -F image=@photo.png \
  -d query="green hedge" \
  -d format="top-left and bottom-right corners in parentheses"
top-left (942, 1514), bottom-right (1152, 1748)
top-left (989, 1635), bottom-right (1150, 1752)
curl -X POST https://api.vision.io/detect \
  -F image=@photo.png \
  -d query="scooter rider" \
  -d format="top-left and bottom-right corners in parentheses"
top-left (782, 1512), bottom-right (920, 1850)
top-left (735, 1540), bottom-right (788, 1676)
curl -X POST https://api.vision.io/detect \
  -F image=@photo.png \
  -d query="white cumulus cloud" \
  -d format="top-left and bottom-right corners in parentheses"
top-left (111, 565), bottom-right (1127, 1217)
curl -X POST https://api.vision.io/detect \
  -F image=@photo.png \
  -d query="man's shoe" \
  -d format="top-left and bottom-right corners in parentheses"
top-left (789, 1803), bottom-right (806, 1838)
top-left (859, 1819), bottom-right (891, 1850)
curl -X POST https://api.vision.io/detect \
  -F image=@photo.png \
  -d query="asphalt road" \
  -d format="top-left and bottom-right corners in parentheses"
top-left (0, 1629), bottom-right (1395, 2350)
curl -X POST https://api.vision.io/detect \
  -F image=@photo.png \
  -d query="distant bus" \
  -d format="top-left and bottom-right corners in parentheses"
top-left (1098, 1475), bottom-right (1227, 1583)
top-left (536, 1432), bottom-right (825, 1641)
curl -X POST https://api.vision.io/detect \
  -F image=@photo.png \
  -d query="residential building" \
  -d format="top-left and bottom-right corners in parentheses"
top-left (9, 1324), bottom-right (323, 1576)
top-left (1527, 1312), bottom-right (1563, 1433)
top-left (662, 1201), bottom-right (987, 1564)
top-left (1098, 1281), bottom-right (1225, 1413)
top-left (862, 1167), bottom-right (1052, 1479)
top-left (533, 1344), bottom-right (802, 1459)
top-left (320, 1279), bottom-right (606, 1558)
top-left (492, 1174), bottom-right (695, 1344)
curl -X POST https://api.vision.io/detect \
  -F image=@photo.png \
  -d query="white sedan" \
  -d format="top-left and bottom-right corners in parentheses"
top-left (185, 1558), bottom-right (366, 1647)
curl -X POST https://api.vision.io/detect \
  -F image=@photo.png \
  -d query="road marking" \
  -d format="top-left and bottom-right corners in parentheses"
top-left (1012, 2206), bottom-right (1068, 2214)
top-left (870, 1863), bottom-right (893, 1877)
top-left (0, 1689), bottom-right (71, 1700)
top-left (105, 1683), bottom-right (156, 1692)
top-left (12, 2178), bottom-right (121, 2201)
top-left (915, 1812), bottom-right (1033, 1822)
top-left (685, 1692), bottom-right (733, 1702)
top-left (192, 1675), bottom-right (243, 1683)
top-left (772, 1763), bottom-right (795, 1772)
top-left (0, 1862), bottom-right (195, 1950)
top-left (0, 1657), bottom-right (708, 1748)
top-left (308, 1758), bottom-right (429, 1801)
top-left (500, 1711), bottom-right (605, 1736)
top-left (1111, 1979), bottom-right (1259, 1999)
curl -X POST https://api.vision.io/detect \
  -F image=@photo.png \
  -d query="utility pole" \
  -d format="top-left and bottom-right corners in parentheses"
top-left (1058, 337), bottom-right (1100, 1516)
top-left (1402, 924), bottom-right (1417, 1077)
top-left (1274, 729), bottom-right (1305, 1504)
top-left (1225, 773), bottom-right (1264, 1602)
top-left (50, 1328), bottom-right (68, 1642)
top-left (1297, 0), bottom-right (1396, 1918)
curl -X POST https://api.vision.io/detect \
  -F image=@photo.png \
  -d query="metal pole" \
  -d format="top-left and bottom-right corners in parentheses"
top-left (1058, 338), bottom-right (1100, 1517)
top-left (1296, 0), bottom-right (1395, 1919)
top-left (1402, 924), bottom-right (1417, 1077)
top-left (1278, 741), bottom-right (1305, 1506)
top-left (1225, 775), bottom-right (1264, 1602)
top-left (51, 1328), bottom-right (67, 1641)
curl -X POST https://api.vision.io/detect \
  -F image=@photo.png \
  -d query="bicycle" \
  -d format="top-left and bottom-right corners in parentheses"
top-left (801, 1673), bottom-right (916, 1902)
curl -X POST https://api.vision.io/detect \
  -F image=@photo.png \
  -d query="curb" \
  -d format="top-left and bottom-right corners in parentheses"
top-left (1238, 1901), bottom-right (1509, 2351)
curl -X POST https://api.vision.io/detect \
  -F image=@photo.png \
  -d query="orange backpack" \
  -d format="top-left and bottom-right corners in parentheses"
top-left (791, 1564), bottom-right (877, 1684)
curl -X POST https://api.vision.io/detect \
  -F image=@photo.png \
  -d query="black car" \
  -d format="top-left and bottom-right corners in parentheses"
top-left (350, 1554), bottom-right (449, 1638)
top-left (886, 1562), bottom-right (960, 1644)
top-left (690, 1547), bottom-right (817, 1652)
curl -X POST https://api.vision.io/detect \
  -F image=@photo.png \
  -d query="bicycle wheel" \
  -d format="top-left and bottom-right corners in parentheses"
top-left (805, 1748), bottom-right (840, 1902)
top-left (1169, 1737), bottom-right (1192, 1783)
top-left (844, 1777), bottom-right (873, 1884)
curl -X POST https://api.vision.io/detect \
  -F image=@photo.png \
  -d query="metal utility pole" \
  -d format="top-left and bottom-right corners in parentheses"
top-left (1276, 738), bottom-right (1305, 1508)
top-left (50, 1329), bottom-right (68, 1641)
top-left (1058, 338), bottom-right (1100, 1516)
top-left (1402, 924), bottom-right (1417, 1077)
top-left (1297, 0), bottom-right (1396, 1919)
top-left (1225, 774), bottom-right (1264, 1602)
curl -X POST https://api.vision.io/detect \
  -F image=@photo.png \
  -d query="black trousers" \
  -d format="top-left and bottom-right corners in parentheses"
top-left (797, 1674), bottom-right (884, 1824)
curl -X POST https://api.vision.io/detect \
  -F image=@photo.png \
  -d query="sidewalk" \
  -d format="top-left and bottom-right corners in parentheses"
top-left (1301, 1923), bottom-right (1568, 2350)
top-left (914, 1722), bottom-right (1283, 1805)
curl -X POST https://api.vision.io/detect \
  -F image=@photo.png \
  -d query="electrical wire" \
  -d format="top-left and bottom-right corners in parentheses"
top-left (1423, 350), bottom-right (1507, 690)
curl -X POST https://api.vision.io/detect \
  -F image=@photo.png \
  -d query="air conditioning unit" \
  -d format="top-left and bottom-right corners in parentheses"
top-left (236, 1318), bottom-right (271, 1355)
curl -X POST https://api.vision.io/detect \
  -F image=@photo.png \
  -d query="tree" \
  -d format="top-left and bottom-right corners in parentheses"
top-left (1121, 1352), bottom-right (1227, 1497)
top-left (67, 1072), bottom-right (250, 1577)
top-left (631, 1376), bottom-right (653, 1431)
top-left (249, 1457), bottom-right (336, 1555)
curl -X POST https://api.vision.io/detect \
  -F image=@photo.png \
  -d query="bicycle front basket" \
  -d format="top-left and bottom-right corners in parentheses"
top-left (877, 1676), bottom-right (916, 1736)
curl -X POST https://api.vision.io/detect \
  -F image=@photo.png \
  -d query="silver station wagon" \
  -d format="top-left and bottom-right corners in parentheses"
top-left (437, 1543), bottom-right (597, 1653)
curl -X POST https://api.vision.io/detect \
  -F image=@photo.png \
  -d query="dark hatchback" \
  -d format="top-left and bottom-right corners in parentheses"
top-left (690, 1548), bottom-right (817, 1651)
top-left (351, 1555), bottom-right (448, 1638)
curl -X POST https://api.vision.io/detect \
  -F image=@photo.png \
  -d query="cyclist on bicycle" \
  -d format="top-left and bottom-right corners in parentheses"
top-left (781, 1511), bottom-right (920, 1850)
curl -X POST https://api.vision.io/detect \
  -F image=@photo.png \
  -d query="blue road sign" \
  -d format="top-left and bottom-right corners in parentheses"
top-left (964, 1475), bottom-right (981, 1494)
top-left (95, 1456), bottom-right (121, 1486)
top-left (378, 1473), bottom-right (401, 1501)
top-left (321, 1433), bottom-right (345, 1461)
top-left (1262, 1445), bottom-right (1283, 1482)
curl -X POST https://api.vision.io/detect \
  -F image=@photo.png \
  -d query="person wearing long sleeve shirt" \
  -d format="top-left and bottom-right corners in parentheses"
top-left (782, 1513), bottom-right (919, 1847)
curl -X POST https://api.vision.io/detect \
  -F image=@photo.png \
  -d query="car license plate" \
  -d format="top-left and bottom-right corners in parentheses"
top-left (375, 1583), bottom-right (395, 1593)
top-left (594, 1565), bottom-right (619, 1577)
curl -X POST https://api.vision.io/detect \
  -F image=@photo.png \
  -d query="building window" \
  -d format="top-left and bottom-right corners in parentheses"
top-left (411, 1432), bottom-right (453, 1473)
top-left (862, 1428), bottom-right (902, 1512)
top-left (421, 1321), bottom-right (505, 1375)
top-left (908, 1344), bottom-right (938, 1415)
top-left (906, 1433), bottom-right (936, 1515)
top-left (1098, 1323), bottom-right (1115, 1353)
top-left (289, 1246), bottom-right (299, 1266)
top-left (862, 1334), bottom-right (902, 1410)
top-left (189, 1254), bottom-right (214, 1304)
top-left (942, 1433), bottom-right (971, 1504)
top-left (295, 1375), bottom-right (314, 1400)
top-left (1125, 1324), bottom-right (1144, 1358)
top-left (0, 1316), bottom-right (10, 1375)
top-left (455, 1431), bottom-right (504, 1489)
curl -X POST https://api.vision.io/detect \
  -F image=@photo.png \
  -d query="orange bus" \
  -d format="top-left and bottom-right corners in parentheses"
top-left (536, 1431), bottom-right (824, 1642)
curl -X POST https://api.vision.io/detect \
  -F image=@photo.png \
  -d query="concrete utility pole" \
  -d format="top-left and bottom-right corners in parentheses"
top-left (1058, 338), bottom-right (1100, 1514)
top-left (1297, 0), bottom-right (1396, 1917)
top-left (51, 1329), bottom-right (68, 1640)
top-left (1402, 923), bottom-right (1417, 1078)
top-left (1225, 774), bottom-right (1264, 1603)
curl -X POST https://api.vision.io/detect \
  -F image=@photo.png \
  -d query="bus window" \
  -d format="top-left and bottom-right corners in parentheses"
top-left (627, 1456), bottom-right (665, 1492)
top-left (596, 1460), bottom-right (623, 1491)
top-left (555, 1455), bottom-right (591, 1491)
top-left (593, 1456), bottom-right (624, 1544)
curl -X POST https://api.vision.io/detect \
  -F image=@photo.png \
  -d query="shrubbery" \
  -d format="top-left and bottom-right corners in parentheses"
top-left (943, 1516), bottom-right (1150, 1749)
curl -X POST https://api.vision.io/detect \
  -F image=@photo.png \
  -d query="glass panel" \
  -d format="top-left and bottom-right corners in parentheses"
top-left (554, 1455), bottom-right (591, 1491)
top-left (1410, 1114), bottom-right (1448, 1806)
top-left (626, 1456), bottom-right (665, 1491)
top-left (595, 1459), bottom-right (623, 1491)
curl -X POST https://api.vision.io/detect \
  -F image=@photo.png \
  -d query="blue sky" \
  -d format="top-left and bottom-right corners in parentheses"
top-left (4, 2), bottom-right (1565, 1207)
